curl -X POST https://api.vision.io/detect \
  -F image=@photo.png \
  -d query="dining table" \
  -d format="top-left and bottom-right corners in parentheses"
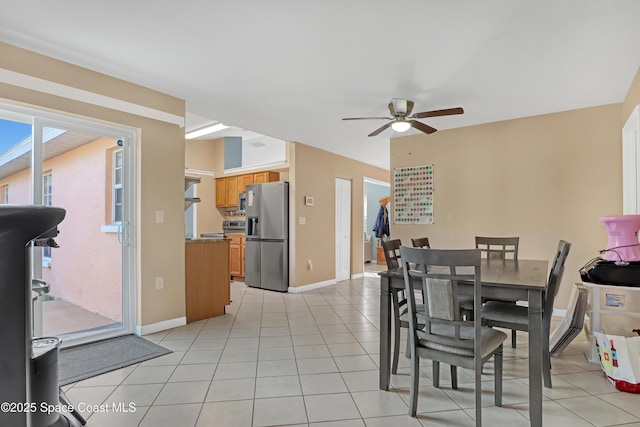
top-left (379, 258), bottom-right (549, 427)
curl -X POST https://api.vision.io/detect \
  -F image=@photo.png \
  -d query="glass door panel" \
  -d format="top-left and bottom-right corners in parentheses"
top-left (0, 115), bottom-right (33, 205)
top-left (38, 124), bottom-right (124, 341)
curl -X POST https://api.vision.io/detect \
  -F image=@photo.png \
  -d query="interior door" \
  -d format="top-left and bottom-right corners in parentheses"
top-left (335, 178), bottom-right (351, 281)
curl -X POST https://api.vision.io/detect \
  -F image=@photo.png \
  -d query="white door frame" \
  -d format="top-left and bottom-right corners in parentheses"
top-left (623, 104), bottom-right (640, 214)
top-left (335, 178), bottom-right (351, 281)
top-left (0, 101), bottom-right (137, 346)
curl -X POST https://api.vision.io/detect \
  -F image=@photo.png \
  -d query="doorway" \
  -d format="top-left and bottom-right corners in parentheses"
top-left (0, 102), bottom-right (136, 347)
top-left (335, 177), bottom-right (351, 281)
top-left (363, 177), bottom-right (390, 274)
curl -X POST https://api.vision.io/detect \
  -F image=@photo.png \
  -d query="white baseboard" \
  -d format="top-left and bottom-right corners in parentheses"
top-left (288, 279), bottom-right (336, 293)
top-left (351, 272), bottom-right (364, 279)
top-left (136, 316), bottom-right (186, 336)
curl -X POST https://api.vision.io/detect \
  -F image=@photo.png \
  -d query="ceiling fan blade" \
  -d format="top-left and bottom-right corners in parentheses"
top-left (342, 117), bottom-right (391, 121)
top-left (368, 123), bottom-right (392, 137)
top-left (413, 107), bottom-right (464, 119)
top-left (409, 120), bottom-right (437, 134)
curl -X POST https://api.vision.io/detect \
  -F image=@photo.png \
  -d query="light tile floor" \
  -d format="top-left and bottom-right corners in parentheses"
top-left (62, 275), bottom-right (639, 427)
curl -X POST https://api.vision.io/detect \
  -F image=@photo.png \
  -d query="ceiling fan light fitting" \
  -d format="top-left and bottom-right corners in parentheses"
top-left (391, 121), bottom-right (411, 133)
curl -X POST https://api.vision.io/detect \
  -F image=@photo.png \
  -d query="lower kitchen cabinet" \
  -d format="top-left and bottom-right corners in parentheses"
top-left (228, 233), bottom-right (245, 278)
top-left (185, 239), bottom-right (230, 322)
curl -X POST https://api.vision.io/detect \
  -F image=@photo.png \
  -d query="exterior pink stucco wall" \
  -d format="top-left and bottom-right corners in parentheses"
top-left (0, 137), bottom-right (122, 321)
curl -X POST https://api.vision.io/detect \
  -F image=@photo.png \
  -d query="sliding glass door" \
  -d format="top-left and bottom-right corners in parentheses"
top-left (0, 103), bottom-right (136, 347)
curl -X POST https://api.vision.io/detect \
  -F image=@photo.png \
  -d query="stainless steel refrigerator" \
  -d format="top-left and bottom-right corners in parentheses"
top-left (245, 181), bottom-right (289, 291)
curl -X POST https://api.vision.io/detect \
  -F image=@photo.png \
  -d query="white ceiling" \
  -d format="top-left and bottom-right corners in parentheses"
top-left (1, 1), bottom-right (640, 170)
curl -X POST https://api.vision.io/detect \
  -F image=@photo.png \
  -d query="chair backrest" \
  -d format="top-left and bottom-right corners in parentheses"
top-left (475, 236), bottom-right (519, 260)
top-left (411, 237), bottom-right (430, 248)
top-left (381, 239), bottom-right (402, 270)
top-left (544, 240), bottom-right (571, 320)
top-left (399, 246), bottom-right (482, 351)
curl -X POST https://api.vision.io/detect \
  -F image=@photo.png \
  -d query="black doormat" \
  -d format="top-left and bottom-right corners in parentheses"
top-left (58, 334), bottom-right (172, 386)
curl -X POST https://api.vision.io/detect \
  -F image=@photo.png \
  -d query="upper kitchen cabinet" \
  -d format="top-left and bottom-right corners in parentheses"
top-left (215, 178), bottom-right (226, 206)
top-left (216, 171), bottom-right (280, 207)
top-left (216, 176), bottom-right (238, 207)
top-left (238, 174), bottom-right (254, 193)
top-left (254, 171), bottom-right (279, 184)
top-left (225, 176), bottom-right (238, 206)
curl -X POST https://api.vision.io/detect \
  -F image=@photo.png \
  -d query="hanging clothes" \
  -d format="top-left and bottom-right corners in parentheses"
top-left (373, 205), bottom-right (390, 239)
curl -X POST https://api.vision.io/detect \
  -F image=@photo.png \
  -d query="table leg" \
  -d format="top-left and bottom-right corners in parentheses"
top-left (379, 275), bottom-right (391, 391)
top-left (528, 289), bottom-right (543, 427)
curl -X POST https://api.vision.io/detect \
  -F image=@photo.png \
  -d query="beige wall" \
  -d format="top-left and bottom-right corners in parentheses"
top-left (289, 142), bottom-right (389, 287)
top-left (185, 138), bottom-right (225, 234)
top-left (0, 42), bottom-right (187, 328)
top-left (390, 103), bottom-right (624, 309)
top-left (623, 67), bottom-right (640, 121)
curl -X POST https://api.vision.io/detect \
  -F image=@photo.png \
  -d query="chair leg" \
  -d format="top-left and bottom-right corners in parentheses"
top-left (405, 336), bottom-right (411, 358)
top-left (450, 365), bottom-right (458, 389)
top-left (408, 346), bottom-right (420, 417)
top-left (495, 348), bottom-right (503, 407)
top-left (432, 361), bottom-right (440, 388)
top-left (511, 329), bottom-right (517, 348)
top-left (391, 294), bottom-right (401, 374)
top-left (475, 370), bottom-right (482, 427)
top-left (543, 345), bottom-right (552, 388)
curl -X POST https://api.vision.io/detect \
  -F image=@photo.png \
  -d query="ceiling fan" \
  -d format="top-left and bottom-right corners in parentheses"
top-left (342, 98), bottom-right (464, 137)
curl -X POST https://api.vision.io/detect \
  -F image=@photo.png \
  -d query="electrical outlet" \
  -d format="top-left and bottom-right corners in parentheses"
top-left (299, 216), bottom-right (306, 225)
top-left (155, 277), bottom-right (164, 289)
top-left (155, 211), bottom-right (164, 224)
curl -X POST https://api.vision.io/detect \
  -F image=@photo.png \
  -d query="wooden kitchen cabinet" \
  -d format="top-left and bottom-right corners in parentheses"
top-left (215, 178), bottom-right (226, 206)
top-left (254, 171), bottom-right (279, 184)
top-left (216, 171), bottom-right (279, 208)
top-left (238, 174), bottom-right (254, 193)
top-left (215, 176), bottom-right (239, 207)
top-left (185, 239), bottom-right (230, 322)
top-left (225, 176), bottom-right (238, 206)
top-left (227, 233), bottom-right (245, 278)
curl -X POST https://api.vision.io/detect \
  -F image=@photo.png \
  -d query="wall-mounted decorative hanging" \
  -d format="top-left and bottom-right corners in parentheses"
top-left (393, 165), bottom-right (434, 224)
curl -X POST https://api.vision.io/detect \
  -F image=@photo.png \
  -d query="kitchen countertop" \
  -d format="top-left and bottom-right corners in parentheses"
top-left (186, 238), bottom-right (229, 243)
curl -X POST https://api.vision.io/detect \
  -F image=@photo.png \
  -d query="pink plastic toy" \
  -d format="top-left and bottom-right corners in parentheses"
top-left (599, 215), bottom-right (640, 262)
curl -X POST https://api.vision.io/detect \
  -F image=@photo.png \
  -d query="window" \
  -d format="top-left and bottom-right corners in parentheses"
top-left (113, 150), bottom-right (123, 223)
top-left (42, 172), bottom-right (52, 259)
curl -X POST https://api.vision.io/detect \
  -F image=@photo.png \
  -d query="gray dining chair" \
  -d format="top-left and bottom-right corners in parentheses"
top-left (475, 236), bottom-right (519, 260)
top-left (411, 236), bottom-right (430, 248)
top-left (381, 239), bottom-right (423, 374)
top-left (482, 240), bottom-right (571, 389)
top-left (471, 236), bottom-right (521, 347)
top-left (381, 239), bottom-right (402, 270)
top-left (399, 246), bottom-right (507, 423)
